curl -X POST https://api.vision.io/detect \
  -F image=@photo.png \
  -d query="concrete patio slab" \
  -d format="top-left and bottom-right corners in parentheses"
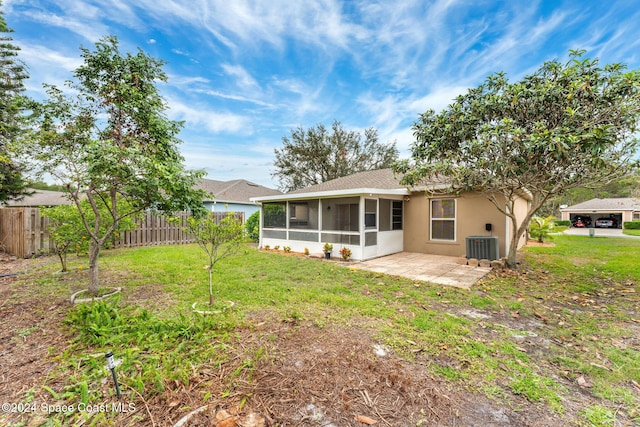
top-left (352, 252), bottom-right (491, 289)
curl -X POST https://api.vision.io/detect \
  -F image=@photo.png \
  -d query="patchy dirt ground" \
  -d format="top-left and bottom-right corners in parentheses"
top-left (0, 254), bottom-right (627, 427)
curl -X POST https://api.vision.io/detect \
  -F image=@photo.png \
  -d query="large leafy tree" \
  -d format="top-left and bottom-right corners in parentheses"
top-left (23, 36), bottom-right (207, 295)
top-left (273, 120), bottom-right (398, 192)
top-left (395, 51), bottom-right (640, 268)
top-left (0, 4), bottom-right (30, 203)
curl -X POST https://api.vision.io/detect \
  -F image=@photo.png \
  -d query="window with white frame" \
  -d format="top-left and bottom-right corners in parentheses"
top-left (379, 199), bottom-right (403, 231)
top-left (430, 198), bottom-right (456, 241)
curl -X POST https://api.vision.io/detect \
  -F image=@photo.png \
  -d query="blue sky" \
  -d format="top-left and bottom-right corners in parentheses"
top-left (5, 0), bottom-right (640, 189)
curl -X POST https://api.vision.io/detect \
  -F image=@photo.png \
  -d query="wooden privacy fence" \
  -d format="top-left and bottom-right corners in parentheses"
top-left (0, 207), bottom-right (53, 258)
top-left (0, 208), bottom-right (245, 258)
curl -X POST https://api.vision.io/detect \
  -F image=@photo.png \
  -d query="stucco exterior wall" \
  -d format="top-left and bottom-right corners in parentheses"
top-left (512, 195), bottom-right (530, 250)
top-left (403, 191), bottom-right (517, 258)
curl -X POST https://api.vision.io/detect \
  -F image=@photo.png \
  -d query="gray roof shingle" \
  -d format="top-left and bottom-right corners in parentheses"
top-left (5, 189), bottom-right (72, 207)
top-left (196, 179), bottom-right (281, 203)
top-left (289, 169), bottom-right (405, 194)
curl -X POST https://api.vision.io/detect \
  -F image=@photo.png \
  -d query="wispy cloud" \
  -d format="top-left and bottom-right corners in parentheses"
top-left (16, 43), bottom-right (83, 95)
top-left (167, 98), bottom-right (250, 134)
top-left (221, 64), bottom-right (260, 89)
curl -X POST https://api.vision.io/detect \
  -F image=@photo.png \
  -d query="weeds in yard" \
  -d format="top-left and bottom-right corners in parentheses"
top-left (579, 404), bottom-right (617, 426)
top-left (40, 296), bottom-right (238, 424)
top-left (9, 235), bottom-right (640, 425)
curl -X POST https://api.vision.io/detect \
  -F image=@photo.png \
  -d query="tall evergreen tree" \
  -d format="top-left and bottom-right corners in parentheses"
top-left (0, 3), bottom-right (30, 203)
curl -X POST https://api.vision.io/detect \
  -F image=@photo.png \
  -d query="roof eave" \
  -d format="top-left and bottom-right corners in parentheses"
top-left (251, 187), bottom-right (410, 202)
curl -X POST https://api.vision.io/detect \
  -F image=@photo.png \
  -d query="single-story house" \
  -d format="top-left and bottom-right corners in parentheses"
top-left (560, 198), bottom-right (640, 228)
top-left (251, 169), bottom-right (530, 261)
top-left (4, 189), bottom-right (72, 207)
top-left (196, 178), bottom-right (282, 221)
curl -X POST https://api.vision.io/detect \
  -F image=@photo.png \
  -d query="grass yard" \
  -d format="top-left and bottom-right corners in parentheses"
top-left (0, 235), bottom-right (638, 426)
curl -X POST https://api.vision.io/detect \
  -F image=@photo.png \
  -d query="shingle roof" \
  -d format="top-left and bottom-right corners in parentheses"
top-left (5, 189), bottom-right (72, 207)
top-left (196, 179), bottom-right (282, 203)
top-left (563, 198), bottom-right (640, 211)
top-left (289, 169), bottom-right (405, 194)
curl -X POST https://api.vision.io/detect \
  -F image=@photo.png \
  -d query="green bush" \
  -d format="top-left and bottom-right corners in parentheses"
top-left (245, 211), bottom-right (260, 241)
top-left (529, 216), bottom-right (556, 243)
top-left (623, 221), bottom-right (640, 230)
top-left (554, 220), bottom-right (571, 227)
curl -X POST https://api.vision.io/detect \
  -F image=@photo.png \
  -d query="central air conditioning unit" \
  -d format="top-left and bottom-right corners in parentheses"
top-left (466, 236), bottom-right (499, 261)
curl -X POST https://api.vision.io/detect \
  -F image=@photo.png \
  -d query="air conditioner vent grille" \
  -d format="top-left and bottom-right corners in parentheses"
top-left (465, 236), bottom-right (499, 261)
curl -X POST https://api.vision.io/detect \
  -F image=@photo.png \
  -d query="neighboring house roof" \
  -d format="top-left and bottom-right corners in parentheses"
top-left (4, 189), bottom-right (72, 207)
top-left (561, 198), bottom-right (640, 212)
top-left (196, 178), bottom-right (282, 204)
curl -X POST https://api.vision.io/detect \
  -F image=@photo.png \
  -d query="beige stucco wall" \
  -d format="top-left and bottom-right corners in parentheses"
top-left (403, 191), bottom-right (527, 258)
top-left (512, 194), bottom-right (530, 250)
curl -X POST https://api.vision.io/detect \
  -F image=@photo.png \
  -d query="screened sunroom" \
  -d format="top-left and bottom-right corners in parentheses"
top-left (255, 191), bottom-right (407, 261)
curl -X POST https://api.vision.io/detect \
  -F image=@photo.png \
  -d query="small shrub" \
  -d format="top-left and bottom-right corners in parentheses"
top-left (245, 211), bottom-right (260, 241)
top-left (263, 245), bottom-right (270, 250)
top-left (273, 245), bottom-right (280, 251)
top-left (283, 246), bottom-right (291, 253)
top-left (554, 220), bottom-right (571, 227)
top-left (323, 242), bottom-right (333, 253)
top-left (623, 221), bottom-right (640, 230)
top-left (339, 247), bottom-right (352, 260)
top-left (304, 247), bottom-right (309, 256)
top-left (529, 216), bottom-right (555, 243)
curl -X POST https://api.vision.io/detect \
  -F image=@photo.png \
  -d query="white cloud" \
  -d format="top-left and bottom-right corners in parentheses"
top-left (167, 98), bottom-right (250, 134)
top-left (181, 141), bottom-right (278, 187)
top-left (194, 89), bottom-right (276, 108)
top-left (221, 64), bottom-right (259, 89)
top-left (15, 7), bottom-right (109, 43)
top-left (17, 43), bottom-right (83, 96)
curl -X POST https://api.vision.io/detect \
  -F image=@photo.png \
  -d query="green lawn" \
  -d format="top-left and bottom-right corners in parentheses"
top-left (5, 235), bottom-right (640, 426)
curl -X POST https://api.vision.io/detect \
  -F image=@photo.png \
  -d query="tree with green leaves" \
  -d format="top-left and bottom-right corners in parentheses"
top-left (187, 212), bottom-right (245, 307)
top-left (395, 50), bottom-right (640, 268)
top-left (0, 3), bottom-right (30, 203)
top-left (273, 120), bottom-right (398, 192)
top-left (43, 198), bottom-right (137, 272)
top-left (22, 35), bottom-right (207, 295)
top-left (245, 210), bottom-right (260, 242)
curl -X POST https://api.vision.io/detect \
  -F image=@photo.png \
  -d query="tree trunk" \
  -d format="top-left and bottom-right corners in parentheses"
top-left (88, 239), bottom-right (101, 296)
top-left (57, 252), bottom-right (67, 272)
top-left (506, 237), bottom-right (519, 268)
top-left (209, 266), bottom-right (213, 306)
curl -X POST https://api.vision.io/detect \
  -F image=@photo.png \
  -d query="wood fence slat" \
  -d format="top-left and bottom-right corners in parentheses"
top-left (0, 208), bottom-right (245, 258)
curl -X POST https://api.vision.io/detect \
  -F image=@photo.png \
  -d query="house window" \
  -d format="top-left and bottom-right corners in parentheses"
top-left (392, 200), bottom-right (403, 230)
top-left (263, 202), bottom-right (286, 228)
top-left (431, 198), bottom-right (456, 241)
top-left (634, 212), bottom-right (640, 221)
top-left (365, 199), bottom-right (377, 229)
top-left (379, 199), bottom-right (403, 231)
